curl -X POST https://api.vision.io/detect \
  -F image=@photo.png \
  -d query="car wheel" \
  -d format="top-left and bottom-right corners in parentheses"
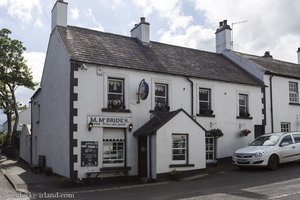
top-left (267, 155), bottom-right (279, 170)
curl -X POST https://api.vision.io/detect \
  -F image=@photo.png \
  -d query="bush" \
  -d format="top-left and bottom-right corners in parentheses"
top-left (0, 133), bottom-right (10, 147)
top-left (169, 169), bottom-right (180, 181)
top-left (44, 166), bottom-right (53, 176)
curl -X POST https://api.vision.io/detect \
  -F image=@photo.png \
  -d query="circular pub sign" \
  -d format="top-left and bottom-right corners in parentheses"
top-left (138, 79), bottom-right (149, 100)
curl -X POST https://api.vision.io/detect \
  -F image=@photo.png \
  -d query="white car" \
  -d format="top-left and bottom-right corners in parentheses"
top-left (232, 132), bottom-right (300, 169)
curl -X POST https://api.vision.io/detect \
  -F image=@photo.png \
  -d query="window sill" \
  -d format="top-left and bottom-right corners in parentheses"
top-left (196, 114), bottom-right (215, 118)
top-left (289, 102), bottom-right (300, 106)
top-left (100, 166), bottom-right (131, 172)
top-left (102, 108), bottom-right (131, 113)
top-left (149, 110), bottom-right (170, 113)
top-left (236, 116), bottom-right (253, 120)
top-left (169, 164), bottom-right (195, 168)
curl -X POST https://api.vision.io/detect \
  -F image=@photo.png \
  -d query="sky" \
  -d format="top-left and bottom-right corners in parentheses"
top-left (1, 0), bottom-right (300, 125)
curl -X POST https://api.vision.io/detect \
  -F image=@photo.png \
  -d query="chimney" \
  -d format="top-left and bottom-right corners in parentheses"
top-left (130, 17), bottom-right (150, 45)
top-left (262, 51), bottom-right (273, 59)
top-left (297, 48), bottom-right (300, 64)
top-left (215, 19), bottom-right (232, 53)
top-left (51, 0), bottom-right (68, 31)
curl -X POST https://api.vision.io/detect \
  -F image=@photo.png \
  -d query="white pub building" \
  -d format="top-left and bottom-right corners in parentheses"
top-left (31, 0), bottom-right (265, 181)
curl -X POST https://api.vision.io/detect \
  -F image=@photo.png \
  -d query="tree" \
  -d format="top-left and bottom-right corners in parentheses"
top-left (0, 28), bottom-right (37, 146)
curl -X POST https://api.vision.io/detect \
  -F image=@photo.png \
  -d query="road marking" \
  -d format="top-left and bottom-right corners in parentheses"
top-left (71, 182), bottom-right (169, 194)
top-left (269, 191), bottom-right (300, 199)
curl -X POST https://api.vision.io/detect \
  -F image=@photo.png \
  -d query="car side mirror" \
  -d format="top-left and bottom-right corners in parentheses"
top-left (280, 142), bottom-right (290, 147)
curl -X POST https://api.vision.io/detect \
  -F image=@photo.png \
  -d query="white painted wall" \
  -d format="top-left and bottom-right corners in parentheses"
top-left (72, 63), bottom-right (263, 178)
top-left (155, 112), bottom-right (206, 175)
top-left (32, 29), bottom-right (70, 177)
top-left (264, 75), bottom-right (300, 132)
top-left (20, 125), bottom-right (31, 163)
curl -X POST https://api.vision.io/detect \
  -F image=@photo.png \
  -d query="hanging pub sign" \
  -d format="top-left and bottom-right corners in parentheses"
top-left (88, 116), bottom-right (131, 128)
top-left (81, 141), bottom-right (98, 167)
top-left (137, 79), bottom-right (149, 103)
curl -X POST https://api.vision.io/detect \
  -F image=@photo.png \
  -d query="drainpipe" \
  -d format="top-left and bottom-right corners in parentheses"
top-left (124, 129), bottom-right (127, 168)
top-left (186, 77), bottom-right (194, 116)
top-left (262, 86), bottom-right (267, 134)
top-left (149, 134), bottom-right (152, 181)
top-left (30, 100), bottom-right (33, 165)
top-left (269, 75), bottom-right (274, 132)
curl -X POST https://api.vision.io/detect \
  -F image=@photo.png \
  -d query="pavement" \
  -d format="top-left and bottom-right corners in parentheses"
top-left (0, 153), bottom-right (235, 195)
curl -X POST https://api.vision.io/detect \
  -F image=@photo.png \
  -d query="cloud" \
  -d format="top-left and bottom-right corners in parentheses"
top-left (0, 0), bottom-right (42, 24)
top-left (70, 7), bottom-right (80, 20)
top-left (111, 0), bottom-right (123, 9)
top-left (24, 52), bottom-right (46, 85)
top-left (85, 8), bottom-right (104, 31)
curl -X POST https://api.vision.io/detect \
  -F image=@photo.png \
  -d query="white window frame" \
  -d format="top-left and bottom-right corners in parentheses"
top-left (238, 93), bottom-right (249, 117)
top-left (103, 73), bottom-right (129, 110)
top-left (289, 82), bottom-right (299, 103)
top-left (281, 122), bottom-right (291, 132)
top-left (103, 141), bottom-right (125, 167)
top-left (107, 77), bottom-right (124, 109)
top-left (206, 136), bottom-right (215, 161)
top-left (151, 79), bottom-right (172, 111)
top-left (199, 88), bottom-right (212, 115)
top-left (172, 134), bottom-right (187, 164)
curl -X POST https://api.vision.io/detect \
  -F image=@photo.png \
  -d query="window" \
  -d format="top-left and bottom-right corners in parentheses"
top-left (103, 141), bottom-right (124, 167)
top-left (280, 135), bottom-right (293, 145)
top-left (172, 134), bottom-right (187, 163)
top-left (292, 134), bottom-right (300, 143)
top-left (281, 122), bottom-right (291, 132)
top-left (155, 83), bottom-right (169, 111)
top-left (239, 94), bottom-right (249, 117)
top-left (289, 82), bottom-right (299, 103)
top-left (199, 88), bottom-right (213, 115)
top-left (107, 78), bottom-right (124, 110)
top-left (206, 137), bottom-right (214, 160)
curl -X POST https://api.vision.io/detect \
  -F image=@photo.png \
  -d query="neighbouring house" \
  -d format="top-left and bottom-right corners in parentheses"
top-left (20, 124), bottom-right (31, 163)
top-left (31, 1), bottom-right (264, 180)
top-left (216, 20), bottom-right (300, 134)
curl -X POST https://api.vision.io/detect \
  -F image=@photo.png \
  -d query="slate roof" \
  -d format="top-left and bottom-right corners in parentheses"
top-left (235, 52), bottom-right (300, 79)
top-left (56, 26), bottom-right (263, 86)
top-left (133, 109), bottom-right (206, 136)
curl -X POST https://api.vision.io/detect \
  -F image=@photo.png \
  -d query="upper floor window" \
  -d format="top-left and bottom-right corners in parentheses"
top-left (199, 88), bottom-right (213, 115)
top-left (239, 94), bottom-right (250, 117)
top-left (107, 78), bottom-right (124, 110)
top-left (281, 122), bottom-right (291, 132)
top-left (289, 82), bottom-right (299, 103)
top-left (155, 83), bottom-right (169, 111)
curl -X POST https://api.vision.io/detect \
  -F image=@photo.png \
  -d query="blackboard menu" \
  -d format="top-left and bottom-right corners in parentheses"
top-left (81, 141), bottom-right (98, 166)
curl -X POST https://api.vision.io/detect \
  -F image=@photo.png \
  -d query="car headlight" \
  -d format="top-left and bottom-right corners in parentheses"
top-left (254, 152), bottom-right (264, 157)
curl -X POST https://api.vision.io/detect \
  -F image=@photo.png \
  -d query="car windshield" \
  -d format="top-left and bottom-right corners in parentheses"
top-left (249, 135), bottom-right (280, 146)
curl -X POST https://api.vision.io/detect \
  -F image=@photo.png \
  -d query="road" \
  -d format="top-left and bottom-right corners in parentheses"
top-left (72, 161), bottom-right (300, 200)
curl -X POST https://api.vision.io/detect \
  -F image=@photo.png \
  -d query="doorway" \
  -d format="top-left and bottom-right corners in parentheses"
top-left (254, 125), bottom-right (265, 138)
top-left (138, 136), bottom-right (147, 177)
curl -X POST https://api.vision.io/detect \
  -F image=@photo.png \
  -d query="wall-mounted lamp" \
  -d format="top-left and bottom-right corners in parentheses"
top-left (128, 123), bottom-right (133, 132)
top-left (88, 122), bottom-right (94, 131)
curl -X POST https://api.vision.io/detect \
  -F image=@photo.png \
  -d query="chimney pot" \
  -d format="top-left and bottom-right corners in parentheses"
top-left (131, 17), bottom-right (150, 45)
top-left (297, 48), bottom-right (300, 64)
top-left (297, 47), bottom-right (300, 53)
top-left (141, 17), bottom-right (145, 23)
top-left (263, 51), bottom-right (273, 58)
top-left (223, 20), bottom-right (227, 25)
top-left (219, 21), bottom-right (223, 27)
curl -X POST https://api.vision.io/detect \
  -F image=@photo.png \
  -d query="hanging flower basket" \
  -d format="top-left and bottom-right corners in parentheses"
top-left (207, 128), bottom-right (224, 138)
top-left (240, 129), bottom-right (251, 137)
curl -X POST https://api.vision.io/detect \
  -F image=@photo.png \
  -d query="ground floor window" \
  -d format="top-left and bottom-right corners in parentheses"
top-left (172, 134), bottom-right (187, 164)
top-left (281, 122), bottom-right (291, 132)
top-left (206, 137), bottom-right (215, 161)
top-left (103, 140), bottom-right (124, 167)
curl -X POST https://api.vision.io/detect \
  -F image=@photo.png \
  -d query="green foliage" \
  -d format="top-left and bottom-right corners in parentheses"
top-left (0, 132), bottom-right (10, 147)
top-left (0, 28), bottom-right (37, 139)
top-left (207, 128), bottom-right (224, 138)
top-left (169, 169), bottom-right (181, 181)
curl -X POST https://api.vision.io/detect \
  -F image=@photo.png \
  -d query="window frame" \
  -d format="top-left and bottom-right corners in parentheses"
top-left (289, 81), bottom-right (299, 103)
top-left (102, 140), bottom-right (125, 167)
top-left (206, 136), bottom-right (215, 161)
top-left (172, 134), bottom-right (188, 164)
top-left (238, 93), bottom-right (250, 117)
top-left (198, 88), bottom-right (213, 116)
top-left (154, 83), bottom-right (169, 111)
top-left (281, 122), bottom-right (291, 132)
top-left (107, 77), bottom-right (125, 110)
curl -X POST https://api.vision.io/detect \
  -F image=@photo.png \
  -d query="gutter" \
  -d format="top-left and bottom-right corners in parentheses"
top-left (269, 75), bottom-right (274, 132)
top-left (186, 77), bottom-right (194, 116)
